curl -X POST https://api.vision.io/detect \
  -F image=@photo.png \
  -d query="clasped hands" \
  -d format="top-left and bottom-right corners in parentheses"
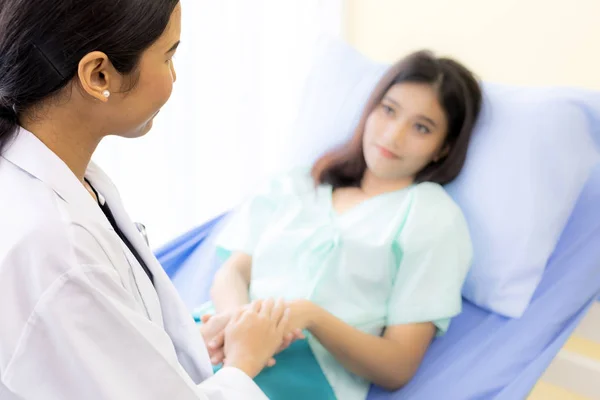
top-left (199, 298), bottom-right (314, 377)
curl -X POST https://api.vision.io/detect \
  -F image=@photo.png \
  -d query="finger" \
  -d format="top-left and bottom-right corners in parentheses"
top-left (210, 348), bottom-right (224, 364)
top-left (294, 328), bottom-right (306, 339)
top-left (249, 300), bottom-right (262, 314)
top-left (232, 307), bottom-right (246, 323)
top-left (271, 298), bottom-right (285, 323)
top-left (281, 333), bottom-right (295, 351)
top-left (277, 308), bottom-right (291, 333)
top-left (198, 324), bottom-right (207, 338)
top-left (267, 358), bottom-right (276, 367)
top-left (215, 312), bottom-right (232, 328)
top-left (211, 349), bottom-right (225, 365)
top-left (259, 298), bottom-right (275, 317)
top-left (278, 333), bottom-right (292, 351)
top-left (201, 314), bottom-right (212, 324)
top-left (209, 331), bottom-right (225, 349)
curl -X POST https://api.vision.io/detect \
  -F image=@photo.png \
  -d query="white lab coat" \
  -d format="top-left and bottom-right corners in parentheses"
top-left (0, 128), bottom-right (267, 400)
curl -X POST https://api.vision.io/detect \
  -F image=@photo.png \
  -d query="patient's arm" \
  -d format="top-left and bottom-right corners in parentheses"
top-left (210, 252), bottom-right (253, 313)
top-left (302, 301), bottom-right (436, 391)
top-left (208, 255), bottom-right (303, 366)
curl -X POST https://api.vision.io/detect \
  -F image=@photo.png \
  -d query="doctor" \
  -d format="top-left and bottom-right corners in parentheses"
top-left (0, 1), bottom-right (290, 399)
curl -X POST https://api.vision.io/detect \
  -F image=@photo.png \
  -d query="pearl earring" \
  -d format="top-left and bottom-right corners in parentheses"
top-left (102, 90), bottom-right (111, 98)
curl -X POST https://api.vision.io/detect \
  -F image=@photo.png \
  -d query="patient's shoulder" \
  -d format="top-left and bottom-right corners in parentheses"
top-left (403, 182), bottom-right (470, 244)
top-left (411, 182), bottom-right (464, 221)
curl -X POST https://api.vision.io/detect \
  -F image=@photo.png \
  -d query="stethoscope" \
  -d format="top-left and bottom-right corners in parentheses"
top-left (85, 179), bottom-right (151, 247)
top-left (134, 222), bottom-right (150, 247)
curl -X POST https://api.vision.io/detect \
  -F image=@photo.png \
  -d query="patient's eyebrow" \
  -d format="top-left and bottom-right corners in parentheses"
top-left (166, 41), bottom-right (180, 54)
top-left (417, 115), bottom-right (437, 128)
top-left (382, 96), bottom-right (400, 107)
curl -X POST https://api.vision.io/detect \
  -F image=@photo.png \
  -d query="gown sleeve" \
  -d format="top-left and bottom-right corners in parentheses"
top-left (386, 183), bottom-right (473, 334)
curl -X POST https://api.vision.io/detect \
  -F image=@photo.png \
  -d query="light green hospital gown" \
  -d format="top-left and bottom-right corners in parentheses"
top-left (212, 168), bottom-right (472, 400)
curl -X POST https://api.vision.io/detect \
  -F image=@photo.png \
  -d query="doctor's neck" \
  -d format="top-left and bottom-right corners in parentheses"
top-left (20, 106), bottom-right (103, 183)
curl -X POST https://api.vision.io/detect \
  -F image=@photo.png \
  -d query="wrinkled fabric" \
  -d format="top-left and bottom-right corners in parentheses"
top-left (214, 168), bottom-right (472, 400)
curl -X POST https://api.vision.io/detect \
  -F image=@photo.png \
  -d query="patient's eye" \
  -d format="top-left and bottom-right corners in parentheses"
top-left (381, 104), bottom-right (395, 117)
top-left (415, 123), bottom-right (431, 134)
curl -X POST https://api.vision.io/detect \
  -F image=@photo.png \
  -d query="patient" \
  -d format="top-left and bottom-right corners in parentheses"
top-left (199, 50), bottom-right (482, 400)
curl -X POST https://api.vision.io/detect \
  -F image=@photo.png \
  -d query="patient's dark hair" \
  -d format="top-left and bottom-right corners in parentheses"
top-left (312, 50), bottom-right (482, 188)
top-left (0, 0), bottom-right (180, 156)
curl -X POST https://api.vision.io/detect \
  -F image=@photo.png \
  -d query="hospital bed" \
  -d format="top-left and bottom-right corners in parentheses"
top-left (156, 38), bottom-right (600, 399)
top-left (156, 176), bottom-right (600, 399)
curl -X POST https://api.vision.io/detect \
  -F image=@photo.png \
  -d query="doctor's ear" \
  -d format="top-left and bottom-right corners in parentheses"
top-left (77, 51), bottom-right (122, 102)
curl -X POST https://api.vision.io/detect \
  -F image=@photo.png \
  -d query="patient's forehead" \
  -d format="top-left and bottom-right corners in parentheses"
top-left (383, 83), bottom-right (446, 127)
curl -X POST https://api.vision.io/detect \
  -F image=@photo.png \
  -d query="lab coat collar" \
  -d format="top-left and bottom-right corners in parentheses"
top-left (2, 127), bottom-right (112, 230)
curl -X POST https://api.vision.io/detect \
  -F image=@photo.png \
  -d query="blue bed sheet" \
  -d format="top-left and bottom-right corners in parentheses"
top-left (156, 166), bottom-right (600, 399)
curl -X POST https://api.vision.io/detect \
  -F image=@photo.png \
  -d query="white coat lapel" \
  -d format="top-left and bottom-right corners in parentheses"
top-left (2, 129), bottom-right (159, 316)
top-left (3, 129), bottom-right (165, 324)
top-left (85, 162), bottom-right (215, 383)
top-left (84, 163), bottom-right (164, 323)
top-left (4, 128), bottom-right (214, 383)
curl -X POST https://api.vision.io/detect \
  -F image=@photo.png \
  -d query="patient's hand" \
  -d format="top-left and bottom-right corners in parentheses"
top-left (200, 313), bottom-right (230, 341)
top-left (199, 312), bottom-right (232, 362)
top-left (284, 299), bottom-right (318, 333)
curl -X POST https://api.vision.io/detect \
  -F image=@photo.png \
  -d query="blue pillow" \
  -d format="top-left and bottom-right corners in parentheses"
top-left (286, 36), bottom-right (600, 317)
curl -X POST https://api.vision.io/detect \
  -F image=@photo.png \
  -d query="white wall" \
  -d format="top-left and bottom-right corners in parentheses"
top-left (343, 0), bottom-right (600, 89)
top-left (93, 0), bottom-right (342, 247)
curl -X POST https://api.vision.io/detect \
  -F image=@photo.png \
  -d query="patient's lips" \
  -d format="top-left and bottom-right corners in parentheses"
top-left (376, 144), bottom-right (399, 159)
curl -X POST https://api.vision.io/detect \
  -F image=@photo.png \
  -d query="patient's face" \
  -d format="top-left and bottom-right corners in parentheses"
top-left (362, 82), bottom-right (449, 182)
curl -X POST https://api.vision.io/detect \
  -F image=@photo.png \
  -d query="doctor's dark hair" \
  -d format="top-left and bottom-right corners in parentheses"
top-left (0, 0), bottom-right (180, 156)
top-left (311, 51), bottom-right (482, 188)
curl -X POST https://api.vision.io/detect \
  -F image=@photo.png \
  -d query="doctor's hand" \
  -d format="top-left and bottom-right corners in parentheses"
top-left (222, 298), bottom-right (290, 378)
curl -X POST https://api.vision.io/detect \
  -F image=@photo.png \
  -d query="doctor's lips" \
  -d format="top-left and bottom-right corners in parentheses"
top-left (376, 145), bottom-right (400, 159)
